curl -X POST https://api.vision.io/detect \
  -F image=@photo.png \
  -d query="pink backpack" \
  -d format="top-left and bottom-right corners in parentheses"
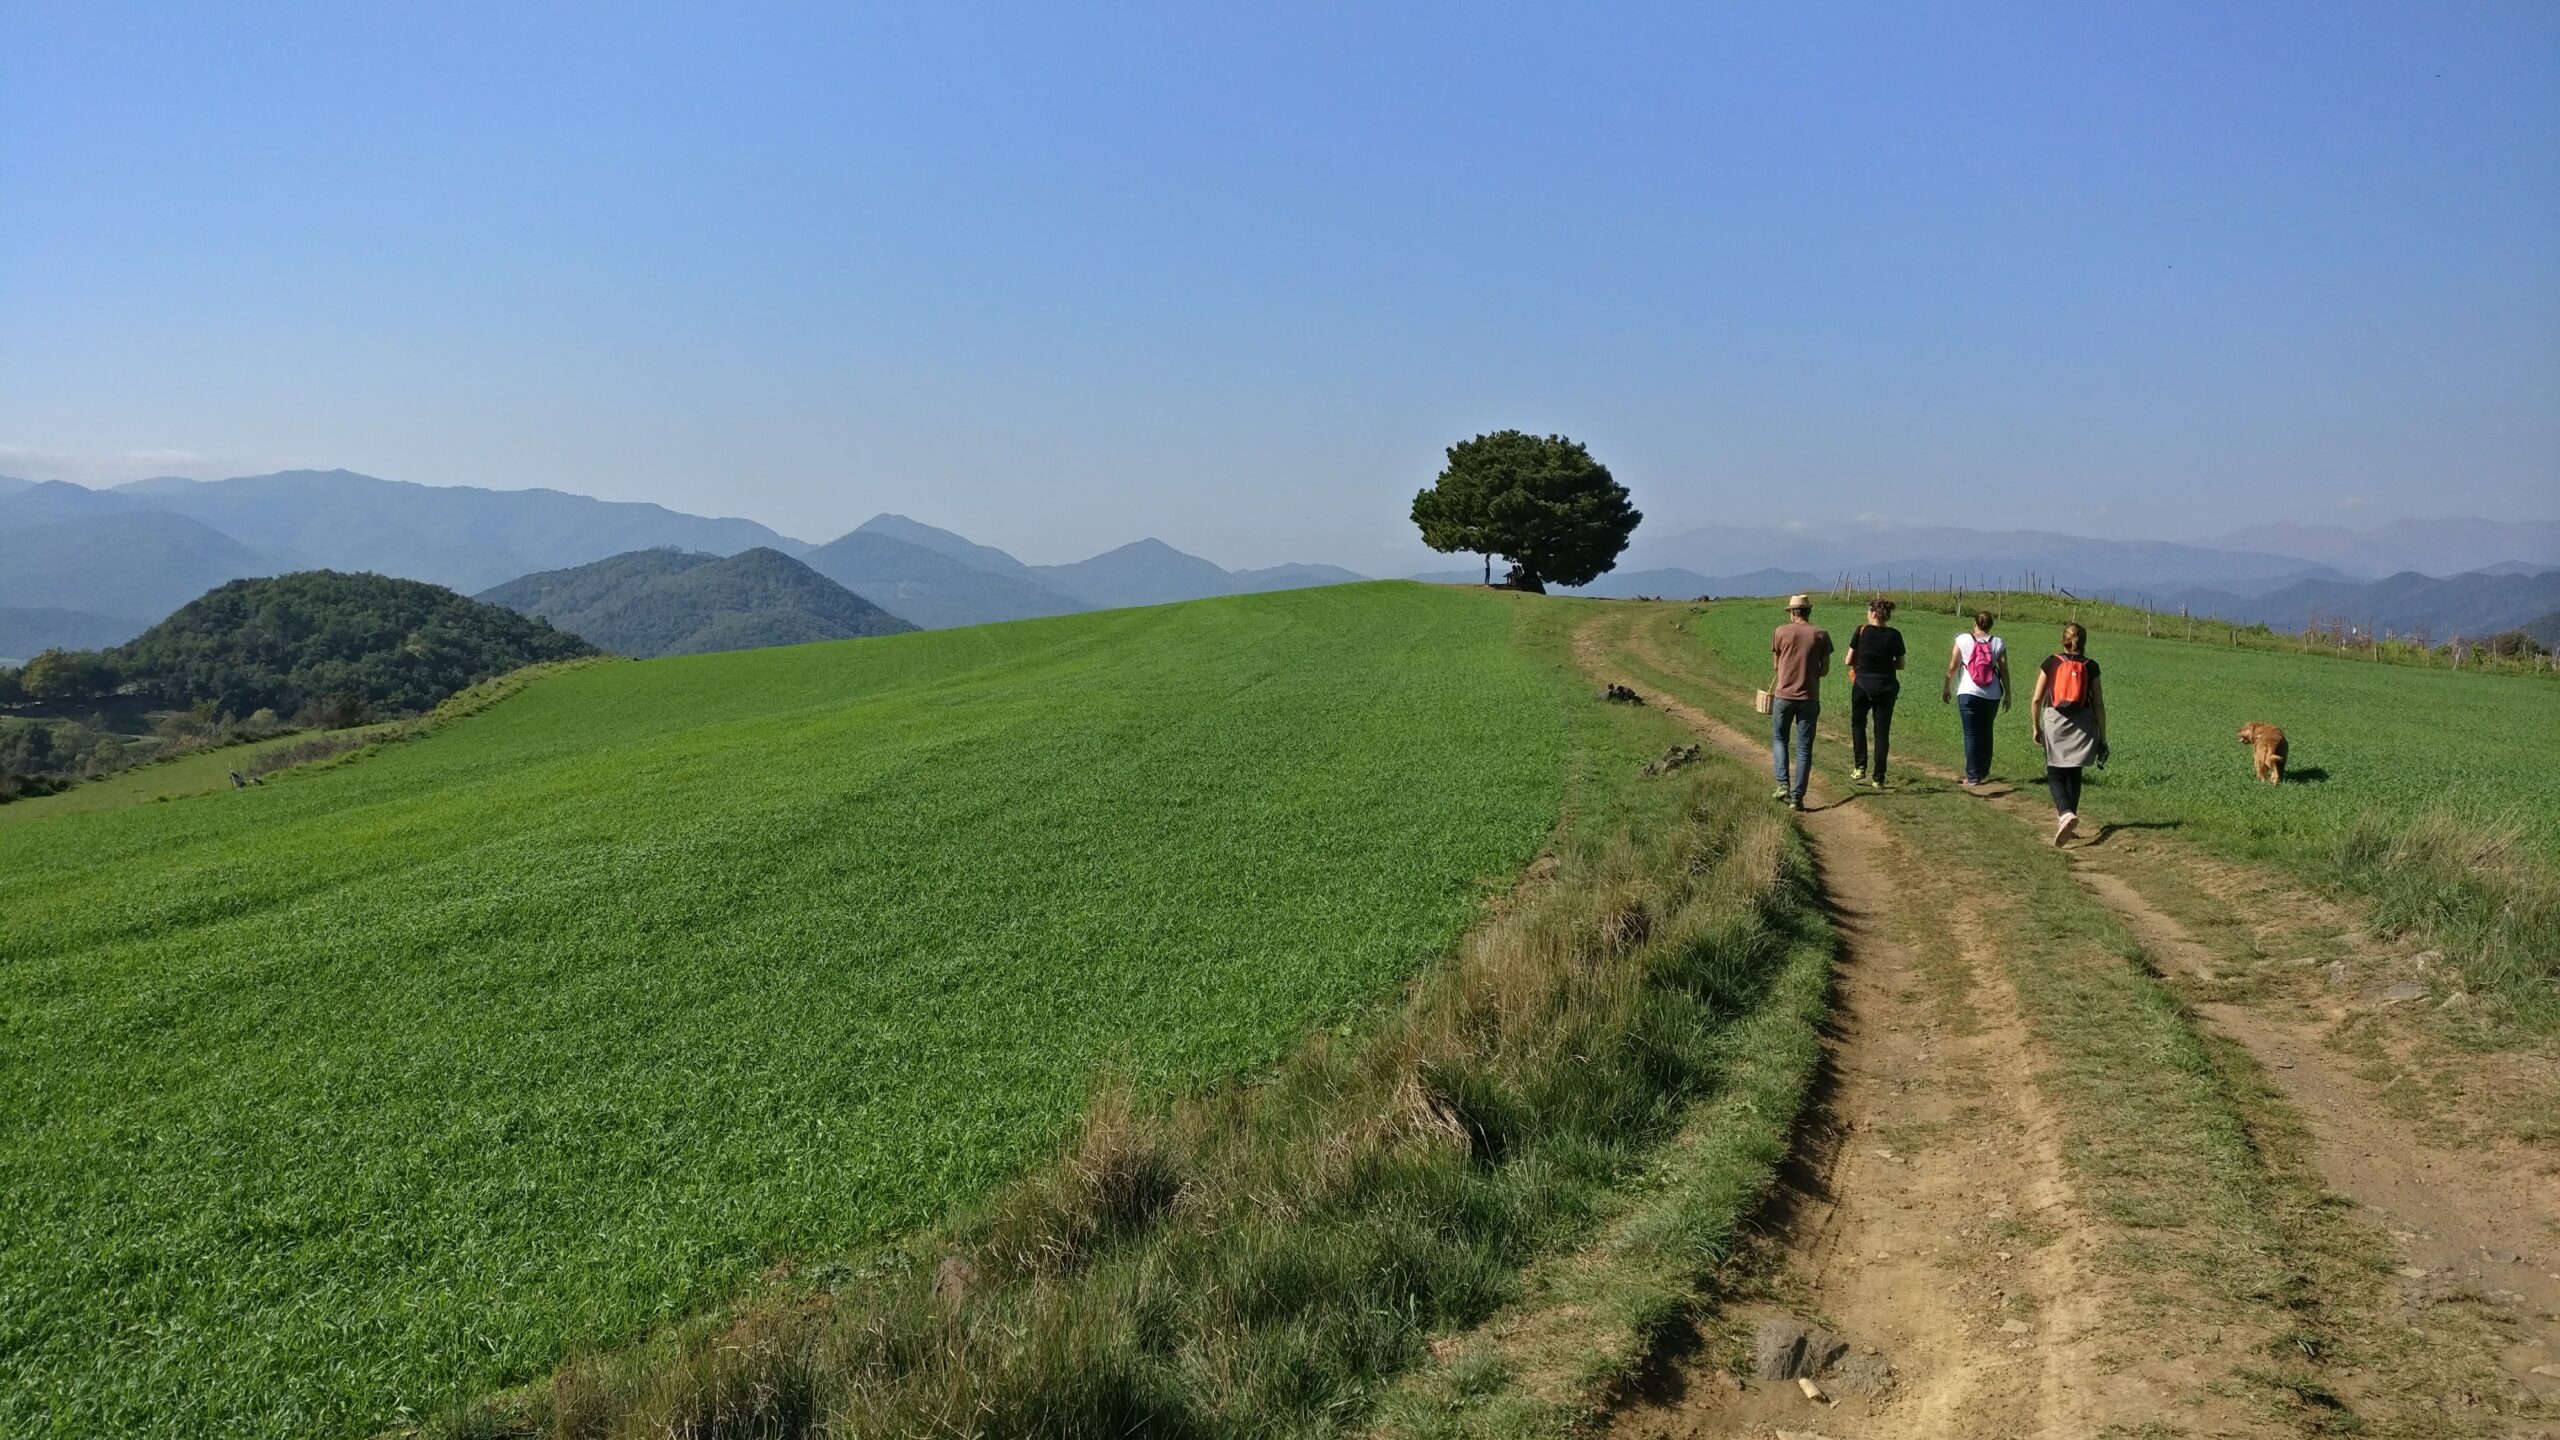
top-left (1964, 634), bottom-right (1999, 688)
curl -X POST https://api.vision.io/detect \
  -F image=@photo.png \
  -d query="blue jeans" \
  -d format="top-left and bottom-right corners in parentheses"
top-left (1770, 695), bottom-right (1818, 803)
top-left (1957, 693), bottom-right (1999, 781)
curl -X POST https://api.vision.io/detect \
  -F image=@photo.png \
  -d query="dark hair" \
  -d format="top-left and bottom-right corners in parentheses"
top-left (1972, 610), bottom-right (1995, 631)
top-left (1868, 597), bottom-right (1896, 620)
top-left (2061, 621), bottom-right (2087, 654)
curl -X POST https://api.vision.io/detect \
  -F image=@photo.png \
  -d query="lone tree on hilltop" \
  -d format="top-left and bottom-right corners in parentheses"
top-left (1412, 430), bottom-right (1640, 592)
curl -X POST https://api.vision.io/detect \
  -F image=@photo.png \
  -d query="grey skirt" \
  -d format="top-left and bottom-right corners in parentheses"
top-left (2040, 705), bottom-right (2103, 768)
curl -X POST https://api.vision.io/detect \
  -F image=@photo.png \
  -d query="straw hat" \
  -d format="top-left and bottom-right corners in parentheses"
top-left (1785, 593), bottom-right (1812, 610)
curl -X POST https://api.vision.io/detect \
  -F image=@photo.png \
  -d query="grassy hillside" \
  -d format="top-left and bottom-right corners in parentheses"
top-left (434, 597), bottom-right (1831, 1440)
top-left (0, 583), bottom-right (1570, 1438)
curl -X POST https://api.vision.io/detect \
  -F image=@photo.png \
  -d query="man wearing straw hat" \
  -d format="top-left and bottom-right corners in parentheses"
top-left (1768, 593), bottom-right (1834, 811)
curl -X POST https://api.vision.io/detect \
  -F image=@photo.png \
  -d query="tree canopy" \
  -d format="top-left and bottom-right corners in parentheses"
top-left (1410, 431), bottom-right (1641, 591)
top-left (6, 571), bottom-right (597, 719)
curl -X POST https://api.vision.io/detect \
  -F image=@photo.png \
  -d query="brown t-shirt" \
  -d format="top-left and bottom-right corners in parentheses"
top-left (1770, 621), bottom-right (1834, 701)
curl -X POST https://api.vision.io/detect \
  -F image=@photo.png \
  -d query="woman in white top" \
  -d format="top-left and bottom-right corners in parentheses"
top-left (1940, 609), bottom-right (2009, 785)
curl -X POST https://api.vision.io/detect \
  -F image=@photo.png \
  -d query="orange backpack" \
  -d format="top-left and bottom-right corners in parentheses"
top-left (2050, 655), bottom-right (2091, 711)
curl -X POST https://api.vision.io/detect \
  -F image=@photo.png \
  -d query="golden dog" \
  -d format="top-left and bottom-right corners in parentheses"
top-left (2237, 722), bottom-right (2287, 785)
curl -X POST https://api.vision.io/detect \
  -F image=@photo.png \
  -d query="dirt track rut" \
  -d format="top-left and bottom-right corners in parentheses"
top-left (1589, 609), bottom-right (2560, 1433)
top-left (1577, 624), bottom-right (2235, 1439)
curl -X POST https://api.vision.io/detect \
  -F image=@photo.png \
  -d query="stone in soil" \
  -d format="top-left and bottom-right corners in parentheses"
top-left (1752, 1317), bottom-right (1851, 1381)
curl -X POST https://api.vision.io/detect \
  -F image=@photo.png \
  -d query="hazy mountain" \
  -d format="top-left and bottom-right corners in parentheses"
top-left (852, 513), bottom-right (1047, 582)
top-left (856, 515), bottom-right (1361, 605)
top-left (1569, 567), bottom-right (1723, 599)
top-left (0, 479), bottom-right (146, 525)
top-left (0, 475), bottom-right (32, 496)
top-left (2204, 519), bottom-right (2560, 578)
top-left (110, 469), bottom-right (809, 593)
top-left (2166, 569), bottom-right (2560, 639)
top-left (1622, 523), bottom-right (2341, 598)
top-left (1032, 538), bottom-right (1239, 610)
top-left (0, 607), bottom-right (147, 664)
top-left (1229, 562), bottom-right (1368, 593)
top-left (801, 530), bottom-right (1090, 629)
top-left (2524, 611), bottom-right (2560, 647)
top-left (0, 513), bottom-right (283, 624)
top-left (479, 547), bottom-right (913, 657)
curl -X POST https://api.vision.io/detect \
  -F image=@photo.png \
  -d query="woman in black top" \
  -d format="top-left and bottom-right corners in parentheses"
top-left (1845, 597), bottom-right (1906, 787)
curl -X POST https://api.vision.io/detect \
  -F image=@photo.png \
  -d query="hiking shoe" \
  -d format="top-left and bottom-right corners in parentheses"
top-left (2054, 812), bottom-right (2077, 847)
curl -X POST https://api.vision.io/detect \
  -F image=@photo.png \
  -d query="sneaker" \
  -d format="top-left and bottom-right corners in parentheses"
top-left (2054, 812), bottom-right (2077, 847)
top-left (1850, 766), bottom-right (1866, 781)
top-left (1773, 786), bottom-right (1790, 802)
top-left (1790, 798), bottom-right (1807, 812)
top-left (1958, 776), bottom-right (1979, 788)
top-left (1869, 776), bottom-right (1890, 790)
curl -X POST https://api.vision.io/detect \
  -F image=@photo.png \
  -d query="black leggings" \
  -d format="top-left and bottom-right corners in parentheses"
top-left (1850, 684), bottom-right (1896, 778)
top-left (2046, 765), bottom-right (2083, 815)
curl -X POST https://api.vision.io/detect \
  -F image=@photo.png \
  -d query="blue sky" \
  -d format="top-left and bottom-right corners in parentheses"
top-left (4, 2), bottom-right (2554, 568)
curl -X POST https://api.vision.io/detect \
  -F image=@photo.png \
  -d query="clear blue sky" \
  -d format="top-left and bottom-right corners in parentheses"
top-left (4, 2), bottom-right (2554, 568)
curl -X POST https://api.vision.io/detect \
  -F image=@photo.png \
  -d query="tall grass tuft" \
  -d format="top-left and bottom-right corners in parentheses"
top-left (441, 762), bottom-right (1823, 1439)
top-left (2335, 811), bottom-right (2560, 1033)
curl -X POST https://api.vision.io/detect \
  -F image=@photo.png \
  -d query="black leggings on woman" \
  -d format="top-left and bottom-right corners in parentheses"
top-left (2045, 765), bottom-right (2083, 815)
top-left (1850, 684), bottom-right (1896, 779)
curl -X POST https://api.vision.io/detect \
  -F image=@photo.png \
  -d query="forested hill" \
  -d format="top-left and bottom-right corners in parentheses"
top-left (478, 547), bottom-right (917, 657)
top-left (57, 572), bottom-right (597, 717)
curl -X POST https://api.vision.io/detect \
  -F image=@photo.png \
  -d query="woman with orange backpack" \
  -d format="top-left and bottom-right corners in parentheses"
top-left (2027, 621), bottom-right (2108, 846)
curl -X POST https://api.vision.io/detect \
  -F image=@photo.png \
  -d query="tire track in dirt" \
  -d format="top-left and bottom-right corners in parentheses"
top-left (1575, 618), bottom-right (2194, 1439)
top-left (1614, 608), bottom-right (2560, 1422)
top-left (2080, 865), bottom-right (2560, 1410)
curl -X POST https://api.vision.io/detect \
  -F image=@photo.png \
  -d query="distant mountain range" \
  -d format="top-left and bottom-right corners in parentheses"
top-left (6, 466), bottom-right (2556, 661)
top-left (2199, 519), bottom-right (2560, 579)
top-left (1526, 517), bottom-right (2560, 641)
top-left (0, 472), bottom-right (1369, 660)
top-left (2159, 568), bottom-right (2560, 640)
top-left (478, 548), bottom-right (915, 657)
top-left (801, 523), bottom-right (1090, 630)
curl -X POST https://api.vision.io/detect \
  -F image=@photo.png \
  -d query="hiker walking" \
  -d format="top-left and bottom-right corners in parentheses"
top-left (1845, 596), bottom-right (1905, 787)
top-left (1768, 593), bottom-right (1833, 812)
top-left (1941, 609), bottom-right (2009, 785)
top-left (2028, 622), bottom-right (2108, 845)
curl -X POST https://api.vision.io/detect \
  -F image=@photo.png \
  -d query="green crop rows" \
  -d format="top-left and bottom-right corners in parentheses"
top-left (1681, 598), bottom-right (2560, 863)
top-left (0, 583), bottom-right (1566, 1438)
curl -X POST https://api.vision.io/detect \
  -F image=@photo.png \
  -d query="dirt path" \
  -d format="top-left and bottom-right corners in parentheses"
top-left (2082, 864), bottom-right (2560, 1408)
top-left (1576, 622), bottom-right (2247, 1438)
top-left (1606, 610), bottom-right (2560, 1423)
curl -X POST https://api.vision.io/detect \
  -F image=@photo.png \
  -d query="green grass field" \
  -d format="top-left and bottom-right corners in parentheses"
top-left (0, 583), bottom-right (1570, 1438)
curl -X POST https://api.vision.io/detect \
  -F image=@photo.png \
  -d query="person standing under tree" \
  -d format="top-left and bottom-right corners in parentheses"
top-left (2029, 621), bottom-right (2108, 846)
top-left (1768, 593), bottom-right (1833, 812)
top-left (1942, 609), bottom-right (2009, 785)
top-left (1845, 596), bottom-right (1905, 787)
